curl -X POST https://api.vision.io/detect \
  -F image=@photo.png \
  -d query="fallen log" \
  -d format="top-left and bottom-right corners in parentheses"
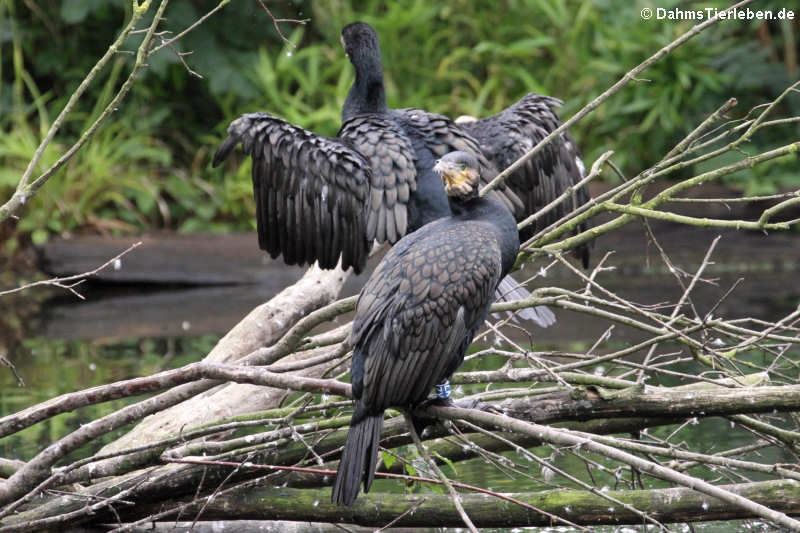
top-left (118, 480), bottom-right (800, 529)
top-left (37, 233), bottom-right (296, 285)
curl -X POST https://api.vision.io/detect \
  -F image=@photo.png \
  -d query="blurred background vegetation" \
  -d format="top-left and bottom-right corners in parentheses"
top-left (1, 0), bottom-right (798, 252)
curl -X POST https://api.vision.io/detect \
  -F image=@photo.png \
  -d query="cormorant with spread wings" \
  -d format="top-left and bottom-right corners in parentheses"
top-left (214, 22), bottom-right (521, 274)
top-left (213, 22), bottom-right (591, 325)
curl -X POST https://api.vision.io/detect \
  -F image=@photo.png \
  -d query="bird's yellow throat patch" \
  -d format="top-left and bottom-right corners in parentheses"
top-left (442, 168), bottom-right (478, 197)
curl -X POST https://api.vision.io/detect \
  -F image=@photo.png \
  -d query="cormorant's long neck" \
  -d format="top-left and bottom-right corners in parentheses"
top-left (343, 53), bottom-right (387, 120)
top-left (447, 195), bottom-right (479, 218)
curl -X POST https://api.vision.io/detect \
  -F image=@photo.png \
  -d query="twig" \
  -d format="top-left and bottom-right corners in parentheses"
top-left (256, 0), bottom-right (310, 48)
top-left (0, 356), bottom-right (24, 387)
top-left (665, 97), bottom-right (738, 159)
top-left (149, 0), bottom-right (230, 55)
top-left (427, 405), bottom-right (800, 532)
top-left (0, 361), bottom-right (351, 440)
top-left (373, 497), bottom-right (427, 532)
top-left (0, 1), bottom-right (169, 224)
top-left (758, 190), bottom-right (800, 225)
top-left (603, 202), bottom-right (795, 231)
top-left (480, 0), bottom-right (753, 196)
top-left (455, 420), bottom-right (648, 531)
top-left (516, 150), bottom-right (613, 232)
top-left (532, 141), bottom-right (800, 256)
top-left (161, 458), bottom-right (568, 518)
top-left (404, 414), bottom-right (478, 533)
top-left (7, 2), bottom-right (147, 194)
top-left (668, 191), bottom-right (799, 204)
top-left (0, 242), bottom-right (142, 298)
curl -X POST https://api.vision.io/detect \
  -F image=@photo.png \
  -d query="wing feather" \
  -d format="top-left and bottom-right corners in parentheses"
top-left (458, 94), bottom-right (592, 266)
top-left (213, 112), bottom-right (372, 273)
top-left (396, 108), bottom-right (525, 216)
top-left (338, 115), bottom-right (418, 244)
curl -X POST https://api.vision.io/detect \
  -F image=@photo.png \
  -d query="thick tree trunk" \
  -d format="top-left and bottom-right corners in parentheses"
top-left (118, 480), bottom-right (800, 529)
top-left (0, 414), bottom-right (676, 528)
top-left (97, 264), bottom-right (350, 455)
top-left (0, 265), bottom-right (352, 514)
top-left (497, 373), bottom-right (799, 424)
top-left (65, 522), bottom-right (428, 533)
top-left (76, 523), bottom-right (429, 533)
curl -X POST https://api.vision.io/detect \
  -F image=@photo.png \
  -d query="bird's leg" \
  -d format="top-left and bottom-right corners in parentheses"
top-left (420, 379), bottom-right (456, 408)
top-left (432, 379), bottom-right (489, 410)
top-left (436, 379), bottom-right (501, 412)
top-left (428, 379), bottom-right (499, 411)
top-left (411, 380), bottom-right (456, 435)
top-left (434, 379), bottom-right (451, 400)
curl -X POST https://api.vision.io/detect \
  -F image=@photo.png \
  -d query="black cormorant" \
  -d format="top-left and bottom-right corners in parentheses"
top-left (213, 22), bottom-right (521, 274)
top-left (331, 151), bottom-right (519, 506)
top-left (213, 22), bottom-right (588, 325)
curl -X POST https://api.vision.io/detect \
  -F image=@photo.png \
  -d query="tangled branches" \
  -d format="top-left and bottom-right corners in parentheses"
top-left (2, 1), bottom-right (800, 531)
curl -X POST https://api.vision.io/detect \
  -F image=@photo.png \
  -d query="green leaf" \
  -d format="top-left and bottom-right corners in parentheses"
top-left (381, 451), bottom-right (396, 469)
top-left (433, 452), bottom-right (457, 475)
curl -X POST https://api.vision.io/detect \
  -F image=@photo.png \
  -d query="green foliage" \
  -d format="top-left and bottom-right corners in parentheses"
top-left (301, 0), bottom-right (798, 176)
top-left (381, 450), bottom-right (396, 470)
top-left (434, 451), bottom-right (459, 476)
top-left (241, 28), bottom-right (349, 136)
top-left (2, 0), bottom-right (797, 245)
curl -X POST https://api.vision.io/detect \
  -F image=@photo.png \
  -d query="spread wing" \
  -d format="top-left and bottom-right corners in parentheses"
top-left (459, 94), bottom-right (592, 267)
top-left (395, 108), bottom-right (525, 217)
top-left (349, 221), bottom-right (502, 410)
top-left (338, 115), bottom-right (417, 244)
top-left (213, 112), bottom-right (372, 273)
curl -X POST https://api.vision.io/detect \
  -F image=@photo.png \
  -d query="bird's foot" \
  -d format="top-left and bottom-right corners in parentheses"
top-left (419, 395), bottom-right (455, 409)
top-left (411, 392), bottom-right (455, 436)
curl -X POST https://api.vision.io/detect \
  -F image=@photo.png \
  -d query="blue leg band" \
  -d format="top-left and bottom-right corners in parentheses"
top-left (435, 380), bottom-right (451, 400)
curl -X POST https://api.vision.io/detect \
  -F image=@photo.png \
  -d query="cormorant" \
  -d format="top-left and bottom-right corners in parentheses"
top-left (332, 151), bottom-right (519, 506)
top-left (213, 22), bottom-right (521, 275)
top-left (213, 22), bottom-right (588, 325)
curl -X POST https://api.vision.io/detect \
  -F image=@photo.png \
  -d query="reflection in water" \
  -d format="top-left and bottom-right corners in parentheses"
top-left (0, 335), bottom-right (219, 462)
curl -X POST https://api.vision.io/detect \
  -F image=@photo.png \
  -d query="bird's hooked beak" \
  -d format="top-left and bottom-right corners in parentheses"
top-left (434, 159), bottom-right (474, 197)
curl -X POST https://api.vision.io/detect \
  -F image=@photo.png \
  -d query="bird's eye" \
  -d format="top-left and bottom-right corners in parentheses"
top-left (460, 163), bottom-right (467, 171)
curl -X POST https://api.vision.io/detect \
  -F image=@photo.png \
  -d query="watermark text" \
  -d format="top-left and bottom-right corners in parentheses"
top-left (640, 6), bottom-right (795, 21)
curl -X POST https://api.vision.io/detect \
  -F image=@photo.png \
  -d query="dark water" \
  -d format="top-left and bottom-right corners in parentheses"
top-left (1, 224), bottom-right (799, 531)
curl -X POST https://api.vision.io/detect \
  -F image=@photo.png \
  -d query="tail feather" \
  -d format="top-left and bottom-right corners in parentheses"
top-left (493, 274), bottom-right (556, 328)
top-left (332, 413), bottom-right (384, 506)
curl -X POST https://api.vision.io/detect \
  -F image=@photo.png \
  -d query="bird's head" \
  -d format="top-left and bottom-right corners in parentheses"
top-left (433, 151), bottom-right (481, 200)
top-left (341, 22), bottom-right (380, 63)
